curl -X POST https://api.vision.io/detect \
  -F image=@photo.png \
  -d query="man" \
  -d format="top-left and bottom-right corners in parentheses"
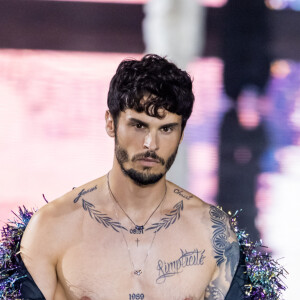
top-left (20, 54), bottom-right (240, 299)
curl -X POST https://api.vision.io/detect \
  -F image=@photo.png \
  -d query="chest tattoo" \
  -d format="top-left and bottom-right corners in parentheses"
top-left (130, 226), bottom-right (144, 234)
top-left (129, 293), bottom-right (144, 300)
top-left (73, 185), bottom-right (190, 235)
top-left (156, 249), bottom-right (206, 284)
top-left (146, 200), bottom-right (183, 233)
top-left (73, 185), bottom-right (127, 232)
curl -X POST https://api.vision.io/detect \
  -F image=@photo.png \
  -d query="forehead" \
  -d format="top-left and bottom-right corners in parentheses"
top-left (119, 109), bottom-right (182, 125)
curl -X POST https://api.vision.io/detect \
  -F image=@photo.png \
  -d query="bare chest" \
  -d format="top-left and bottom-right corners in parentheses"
top-left (56, 226), bottom-right (216, 300)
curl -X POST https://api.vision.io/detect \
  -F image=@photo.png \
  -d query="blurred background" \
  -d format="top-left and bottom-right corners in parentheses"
top-left (0, 0), bottom-right (298, 298)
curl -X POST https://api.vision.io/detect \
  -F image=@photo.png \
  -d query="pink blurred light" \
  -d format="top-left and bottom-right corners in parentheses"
top-left (265, 0), bottom-right (289, 10)
top-left (188, 57), bottom-right (224, 125)
top-left (0, 50), bottom-right (142, 221)
top-left (188, 142), bottom-right (218, 204)
top-left (38, 0), bottom-right (227, 7)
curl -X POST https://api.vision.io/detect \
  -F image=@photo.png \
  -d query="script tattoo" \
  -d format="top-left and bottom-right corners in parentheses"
top-left (173, 188), bottom-right (193, 200)
top-left (146, 200), bottom-right (183, 233)
top-left (156, 249), bottom-right (206, 284)
top-left (209, 206), bottom-right (239, 277)
top-left (74, 185), bottom-right (98, 203)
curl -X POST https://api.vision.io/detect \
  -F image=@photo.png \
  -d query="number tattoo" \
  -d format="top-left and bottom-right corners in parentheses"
top-left (129, 293), bottom-right (144, 299)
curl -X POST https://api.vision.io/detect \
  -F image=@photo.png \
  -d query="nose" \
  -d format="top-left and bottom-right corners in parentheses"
top-left (143, 131), bottom-right (159, 151)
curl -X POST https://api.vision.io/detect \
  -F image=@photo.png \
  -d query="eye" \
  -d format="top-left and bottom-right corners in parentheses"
top-left (135, 123), bottom-right (144, 129)
top-left (161, 126), bottom-right (173, 133)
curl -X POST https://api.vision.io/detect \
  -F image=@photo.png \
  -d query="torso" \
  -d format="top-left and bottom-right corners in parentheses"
top-left (24, 176), bottom-right (237, 300)
top-left (57, 220), bottom-right (214, 300)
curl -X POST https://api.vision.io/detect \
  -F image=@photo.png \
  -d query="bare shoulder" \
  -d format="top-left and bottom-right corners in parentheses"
top-left (168, 181), bottom-right (238, 238)
top-left (168, 181), bottom-right (207, 209)
top-left (167, 182), bottom-right (240, 298)
top-left (20, 197), bottom-right (71, 261)
top-left (19, 177), bottom-right (105, 297)
top-left (21, 176), bottom-right (105, 257)
top-left (167, 181), bottom-right (214, 224)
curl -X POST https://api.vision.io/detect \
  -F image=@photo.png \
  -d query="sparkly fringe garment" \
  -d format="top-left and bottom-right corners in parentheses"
top-left (226, 211), bottom-right (287, 299)
top-left (0, 207), bottom-right (45, 299)
top-left (0, 207), bottom-right (287, 299)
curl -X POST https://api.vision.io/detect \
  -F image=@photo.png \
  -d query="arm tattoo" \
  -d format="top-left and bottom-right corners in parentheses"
top-left (146, 200), bottom-right (183, 233)
top-left (209, 206), bottom-right (239, 277)
top-left (156, 248), bottom-right (206, 284)
top-left (205, 280), bottom-right (224, 300)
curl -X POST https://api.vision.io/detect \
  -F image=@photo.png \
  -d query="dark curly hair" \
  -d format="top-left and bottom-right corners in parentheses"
top-left (107, 54), bottom-right (195, 131)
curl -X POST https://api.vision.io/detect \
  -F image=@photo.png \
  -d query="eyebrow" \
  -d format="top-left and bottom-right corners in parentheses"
top-left (128, 118), bottom-right (149, 127)
top-left (159, 122), bottom-right (180, 129)
top-left (128, 118), bottom-right (180, 129)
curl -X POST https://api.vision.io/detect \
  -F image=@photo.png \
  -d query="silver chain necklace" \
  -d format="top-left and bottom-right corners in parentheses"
top-left (107, 173), bottom-right (167, 234)
top-left (107, 173), bottom-right (167, 276)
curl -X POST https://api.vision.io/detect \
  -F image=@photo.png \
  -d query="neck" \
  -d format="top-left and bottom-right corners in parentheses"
top-left (108, 160), bottom-right (167, 215)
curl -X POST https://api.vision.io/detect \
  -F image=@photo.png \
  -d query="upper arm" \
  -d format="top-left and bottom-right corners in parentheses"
top-left (204, 206), bottom-right (240, 299)
top-left (20, 206), bottom-right (59, 299)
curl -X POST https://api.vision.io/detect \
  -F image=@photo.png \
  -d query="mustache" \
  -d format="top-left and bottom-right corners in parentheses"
top-left (132, 151), bottom-right (165, 165)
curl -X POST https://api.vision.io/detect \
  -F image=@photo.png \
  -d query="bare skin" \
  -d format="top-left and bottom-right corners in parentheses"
top-left (21, 109), bottom-right (239, 300)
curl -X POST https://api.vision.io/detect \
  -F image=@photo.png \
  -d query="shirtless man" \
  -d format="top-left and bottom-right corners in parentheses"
top-left (20, 54), bottom-right (240, 300)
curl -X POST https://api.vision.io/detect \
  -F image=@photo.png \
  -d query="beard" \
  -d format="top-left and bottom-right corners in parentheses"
top-left (115, 137), bottom-right (178, 186)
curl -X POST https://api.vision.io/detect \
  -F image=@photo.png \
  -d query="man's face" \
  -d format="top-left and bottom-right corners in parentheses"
top-left (113, 109), bottom-right (183, 186)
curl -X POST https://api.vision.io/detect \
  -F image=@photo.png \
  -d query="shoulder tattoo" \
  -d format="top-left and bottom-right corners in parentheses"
top-left (209, 206), bottom-right (240, 277)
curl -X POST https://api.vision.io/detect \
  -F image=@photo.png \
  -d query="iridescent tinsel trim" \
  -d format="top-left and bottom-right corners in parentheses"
top-left (0, 206), bottom-right (35, 299)
top-left (228, 210), bottom-right (287, 299)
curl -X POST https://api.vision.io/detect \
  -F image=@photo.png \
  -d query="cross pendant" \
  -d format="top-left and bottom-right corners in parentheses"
top-left (134, 270), bottom-right (142, 276)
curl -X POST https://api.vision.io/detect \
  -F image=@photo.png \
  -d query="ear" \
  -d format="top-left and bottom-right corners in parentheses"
top-left (179, 130), bottom-right (184, 144)
top-left (105, 110), bottom-right (115, 137)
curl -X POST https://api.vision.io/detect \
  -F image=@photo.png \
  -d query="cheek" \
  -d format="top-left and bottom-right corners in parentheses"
top-left (156, 141), bottom-right (179, 166)
top-left (117, 128), bottom-right (144, 150)
top-left (159, 134), bottom-right (181, 152)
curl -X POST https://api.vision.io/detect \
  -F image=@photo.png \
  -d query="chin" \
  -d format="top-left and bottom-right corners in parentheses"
top-left (122, 167), bottom-right (164, 186)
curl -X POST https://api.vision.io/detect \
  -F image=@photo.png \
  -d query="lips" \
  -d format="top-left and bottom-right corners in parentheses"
top-left (139, 158), bottom-right (160, 163)
top-left (137, 158), bottom-right (160, 166)
top-left (132, 151), bottom-right (165, 164)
